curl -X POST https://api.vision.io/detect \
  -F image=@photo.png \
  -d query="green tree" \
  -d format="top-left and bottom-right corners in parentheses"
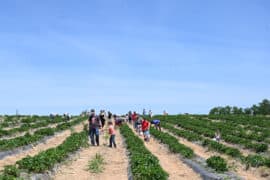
top-left (244, 108), bottom-right (251, 115)
top-left (251, 105), bottom-right (259, 115)
top-left (258, 99), bottom-right (270, 115)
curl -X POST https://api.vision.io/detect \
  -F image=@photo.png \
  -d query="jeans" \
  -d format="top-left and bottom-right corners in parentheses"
top-left (89, 127), bottom-right (99, 146)
top-left (109, 135), bottom-right (116, 148)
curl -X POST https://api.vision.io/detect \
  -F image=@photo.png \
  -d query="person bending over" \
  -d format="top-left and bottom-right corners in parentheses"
top-left (151, 119), bottom-right (161, 131)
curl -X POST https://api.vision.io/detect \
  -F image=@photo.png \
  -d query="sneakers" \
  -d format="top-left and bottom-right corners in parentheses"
top-left (108, 145), bottom-right (117, 148)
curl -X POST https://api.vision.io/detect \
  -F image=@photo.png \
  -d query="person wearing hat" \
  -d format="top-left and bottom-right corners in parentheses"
top-left (88, 109), bottom-right (101, 146)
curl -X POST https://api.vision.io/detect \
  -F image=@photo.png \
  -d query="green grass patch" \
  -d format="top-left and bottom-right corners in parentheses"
top-left (87, 153), bottom-right (105, 173)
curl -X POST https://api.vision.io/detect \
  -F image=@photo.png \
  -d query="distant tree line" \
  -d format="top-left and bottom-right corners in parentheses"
top-left (209, 99), bottom-right (270, 115)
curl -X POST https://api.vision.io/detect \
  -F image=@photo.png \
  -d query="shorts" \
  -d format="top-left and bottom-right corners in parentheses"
top-left (143, 130), bottom-right (150, 137)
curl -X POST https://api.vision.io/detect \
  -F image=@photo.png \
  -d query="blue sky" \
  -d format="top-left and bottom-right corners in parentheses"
top-left (0, 0), bottom-right (269, 115)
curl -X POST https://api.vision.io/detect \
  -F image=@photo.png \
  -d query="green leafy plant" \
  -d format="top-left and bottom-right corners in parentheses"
top-left (206, 156), bottom-right (228, 172)
top-left (0, 117), bottom-right (86, 152)
top-left (87, 153), bottom-right (105, 173)
top-left (120, 124), bottom-right (168, 180)
top-left (16, 131), bottom-right (89, 173)
top-left (150, 127), bottom-right (194, 158)
top-left (245, 155), bottom-right (266, 168)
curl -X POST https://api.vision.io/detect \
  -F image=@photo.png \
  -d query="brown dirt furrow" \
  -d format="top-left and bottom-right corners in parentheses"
top-left (172, 124), bottom-right (258, 157)
top-left (127, 124), bottom-right (201, 180)
top-left (54, 126), bottom-right (129, 180)
top-left (162, 128), bottom-right (269, 180)
top-left (0, 121), bottom-right (87, 170)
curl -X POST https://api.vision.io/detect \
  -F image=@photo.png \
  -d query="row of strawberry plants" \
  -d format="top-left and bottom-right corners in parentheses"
top-left (120, 124), bottom-right (168, 180)
top-left (0, 117), bottom-right (86, 151)
top-left (161, 122), bottom-right (243, 159)
top-left (161, 122), bottom-right (203, 142)
top-left (162, 121), bottom-right (270, 168)
top-left (0, 116), bottom-right (22, 128)
top-left (150, 126), bottom-right (194, 158)
top-left (149, 125), bottom-right (232, 174)
top-left (151, 115), bottom-right (270, 139)
top-left (206, 116), bottom-right (270, 141)
top-left (183, 120), bottom-right (268, 152)
top-left (208, 115), bottom-right (270, 128)
top-left (162, 115), bottom-right (268, 143)
top-left (0, 115), bottom-right (49, 128)
top-left (0, 130), bottom-right (89, 179)
top-left (189, 118), bottom-right (267, 142)
top-left (161, 116), bottom-right (268, 152)
top-left (0, 116), bottom-right (69, 138)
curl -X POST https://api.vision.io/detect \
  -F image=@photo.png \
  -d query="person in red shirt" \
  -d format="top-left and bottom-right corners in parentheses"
top-left (141, 118), bottom-right (150, 142)
top-left (108, 121), bottom-right (116, 148)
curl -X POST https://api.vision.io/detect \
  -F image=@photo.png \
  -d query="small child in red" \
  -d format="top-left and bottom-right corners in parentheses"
top-left (142, 118), bottom-right (150, 142)
top-left (108, 121), bottom-right (116, 148)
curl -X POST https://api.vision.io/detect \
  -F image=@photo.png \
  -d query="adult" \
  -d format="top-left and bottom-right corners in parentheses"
top-left (163, 110), bottom-right (168, 116)
top-left (132, 111), bottom-right (138, 129)
top-left (142, 109), bottom-right (146, 116)
top-left (99, 110), bottom-right (106, 128)
top-left (136, 117), bottom-right (143, 134)
top-left (151, 119), bottom-right (161, 131)
top-left (128, 111), bottom-right (132, 124)
top-left (114, 114), bottom-right (123, 126)
top-left (149, 110), bottom-right (153, 119)
top-left (142, 118), bottom-right (150, 141)
top-left (88, 109), bottom-right (101, 146)
top-left (108, 111), bottom-right (112, 119)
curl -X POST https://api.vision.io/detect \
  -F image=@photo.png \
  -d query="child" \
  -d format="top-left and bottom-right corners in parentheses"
top-left (214, 130), bottom-right (221, 142)
top-left (108, 121), bottom-right (116, 148)
top-left (142, 118), bottom-right (150, 142)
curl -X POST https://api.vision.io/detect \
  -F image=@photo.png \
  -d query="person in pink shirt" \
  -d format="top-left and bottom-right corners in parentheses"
top-left (108, 121), bottom-right (116, 148)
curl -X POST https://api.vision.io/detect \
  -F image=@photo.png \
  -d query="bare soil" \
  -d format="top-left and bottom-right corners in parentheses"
top-left (54, 126), bottom-right (129, 180)
top-left (162, 128), bottom-right (270, 180)
top-left (0, 121), bottom-right (87, 170)
top-left (127, 124), bottom-right (202, 180)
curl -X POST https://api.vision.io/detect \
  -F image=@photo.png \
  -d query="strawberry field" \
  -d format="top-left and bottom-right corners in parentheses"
top-left (0, 114), bottom-right (269, 180)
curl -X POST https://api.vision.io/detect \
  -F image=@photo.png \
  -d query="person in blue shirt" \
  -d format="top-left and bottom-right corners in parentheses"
top-left (151, 119), bottom-right (161, 131)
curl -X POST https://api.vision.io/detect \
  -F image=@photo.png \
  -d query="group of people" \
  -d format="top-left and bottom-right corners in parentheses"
top-left (88, 109), bottom-right (117, 148)
top-left (49, 113), bottom-right (71, 121)
top-left (88, 109), bottom-right (162, 148)
top-left (88, 109), bottom-right (222, 150)
top-left (127, 111), bottom-right (161, 142)
top-left (142, 109), bottom-right (153, 118)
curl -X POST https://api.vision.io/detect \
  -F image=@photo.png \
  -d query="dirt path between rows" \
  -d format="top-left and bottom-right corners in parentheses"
top-left (171, 124), bottom-right (254, 157)
top-left (127, 124), bottom-right (201, 180)
top-left (161, 128), bottom-right (269, 180)
top-left (54, 126), bottom-right (129, 180)
top-left (0, 121), bottom-right (87, 170)
top-left (1, 118), bottom-right (79, 140)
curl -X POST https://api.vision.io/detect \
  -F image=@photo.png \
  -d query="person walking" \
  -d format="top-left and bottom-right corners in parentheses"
top-left (149, 110), bottom-right (153, 119)
top-left (108, 121), bottom-right (117, 148)
top-left (88, 109), bottom-right (101, 146)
